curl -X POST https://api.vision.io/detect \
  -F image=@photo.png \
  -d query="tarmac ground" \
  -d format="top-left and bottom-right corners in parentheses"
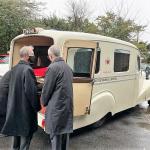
top-left (0, 102), bottom-right (150, 150)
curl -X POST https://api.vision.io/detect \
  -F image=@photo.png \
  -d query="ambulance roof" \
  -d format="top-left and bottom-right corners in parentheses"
top-left (13, 29), bottom-right (138, 49)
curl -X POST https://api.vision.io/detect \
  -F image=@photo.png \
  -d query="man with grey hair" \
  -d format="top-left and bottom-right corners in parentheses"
top-left (20, 46), bottom-right (34, 57)
top-left (1, 46), bottom-right (41, 150)
top-left (48, 45), bottom-right (60, 59)
top-left (41, 45), bottom-right (73, 150)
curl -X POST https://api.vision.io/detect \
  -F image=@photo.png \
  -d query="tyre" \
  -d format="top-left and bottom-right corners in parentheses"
top-left (148, 100), bottom-right (150, 105)
top-left (91, 113), bottom-right (111, 129)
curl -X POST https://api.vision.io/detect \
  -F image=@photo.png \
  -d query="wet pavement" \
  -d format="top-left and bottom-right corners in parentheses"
top-left (1, 102), bottom-right (150, 150)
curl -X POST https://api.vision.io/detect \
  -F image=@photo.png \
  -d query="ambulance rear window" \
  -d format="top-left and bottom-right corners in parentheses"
top-left (67, 47), bottom-right (94, 77)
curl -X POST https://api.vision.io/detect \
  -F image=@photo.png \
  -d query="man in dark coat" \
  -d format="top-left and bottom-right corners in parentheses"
top-left (1, 46), bottom-right (41, 150)
top-left (41, 45), bottom-right (73, 150)
top-left (145, 66), bottom-right (150, 80)
top-left (0, 70), bottom-right (11, 132)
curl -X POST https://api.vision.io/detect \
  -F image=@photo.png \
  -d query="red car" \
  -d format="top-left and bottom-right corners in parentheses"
top-left (0, 54), bottom-right (9, 77)
top-left (0, 54), bottom-right (9, 64)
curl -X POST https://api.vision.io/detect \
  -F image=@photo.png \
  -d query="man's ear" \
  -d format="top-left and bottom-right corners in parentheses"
top-left (50, 55), bottom-right (53, 61)
top-left (48, 55), bottom-right (51, 61)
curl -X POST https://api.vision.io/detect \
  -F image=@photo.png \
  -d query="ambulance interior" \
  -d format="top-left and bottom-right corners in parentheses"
top-left (12, 36), bottom-right (53, 75)
top-left (12, 36), bottom-right (53, 107)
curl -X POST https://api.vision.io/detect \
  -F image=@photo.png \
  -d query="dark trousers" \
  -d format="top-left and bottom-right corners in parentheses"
top-left (51, 133), bottom-right (70, 150)
top-left (11, 134), bottom-right (33, 150)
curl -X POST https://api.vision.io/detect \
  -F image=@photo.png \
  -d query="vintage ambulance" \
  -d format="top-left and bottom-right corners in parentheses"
top-left (9, 28), bottom-right (150, 130)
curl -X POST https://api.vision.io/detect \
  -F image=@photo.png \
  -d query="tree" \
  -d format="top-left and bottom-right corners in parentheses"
top-left (66, 0), bottom-right (91, 32)
top-left (0, 0), bottom-right (41, 53)
top-left (41, 14), bottom-right (70, 31)
top-left (96, 12), bottom-right (145, 42)
top-left (81, 19), bottom-right (99, 34)
top-left (95, 0), bottom-right (150, 62)
top-left (41, 1), bottom-right (98, 34)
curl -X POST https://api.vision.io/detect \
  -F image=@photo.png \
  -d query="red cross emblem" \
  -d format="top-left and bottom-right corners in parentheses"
top-left (105, 59), bottom-right (110, 65)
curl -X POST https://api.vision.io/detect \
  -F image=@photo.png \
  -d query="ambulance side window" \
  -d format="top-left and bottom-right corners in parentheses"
top-left (114, 49), bottom-right (130, 72)
top-left (95, 50), bottom-right (101, 74)
top-left (67, 47), bottom-right (94, 77)
top-left (137, 56), bottom-right (140, 71)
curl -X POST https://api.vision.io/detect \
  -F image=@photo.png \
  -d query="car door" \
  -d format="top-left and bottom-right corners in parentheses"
top-left (63, 40), bottom-right (97, 116)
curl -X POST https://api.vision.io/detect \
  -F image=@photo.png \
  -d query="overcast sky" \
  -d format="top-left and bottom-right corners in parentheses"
top-left (38, 0), bottom-right (150, 43)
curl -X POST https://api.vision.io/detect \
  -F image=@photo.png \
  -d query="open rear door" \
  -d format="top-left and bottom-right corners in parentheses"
top-left (64, 40), bottom-right (97, 116)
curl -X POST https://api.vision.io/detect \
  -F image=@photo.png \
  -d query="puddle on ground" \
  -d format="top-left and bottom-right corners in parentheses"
top-left (137, 122), bottom-right (150, 131)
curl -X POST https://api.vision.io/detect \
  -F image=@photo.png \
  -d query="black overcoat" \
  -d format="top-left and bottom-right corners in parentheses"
top-left (41, 57), bottom-right (73, 139)
top-left (0, 71), bottom-right (11, 131)
top-left (1, 60), bottom-right (41, 136)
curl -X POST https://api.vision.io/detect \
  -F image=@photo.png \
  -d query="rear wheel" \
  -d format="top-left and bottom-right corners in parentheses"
top-left (148, 100), bottom-right (150, 106)
top-left (91, 113), bottom-right (111, 129)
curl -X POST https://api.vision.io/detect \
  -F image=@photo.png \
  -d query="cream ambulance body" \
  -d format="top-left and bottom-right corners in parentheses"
top-left (9, 29), bottom-right (150, 130)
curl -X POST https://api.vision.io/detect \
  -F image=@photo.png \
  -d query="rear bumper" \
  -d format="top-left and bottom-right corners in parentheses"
top-left (38, 112), bottom-right (45, 130)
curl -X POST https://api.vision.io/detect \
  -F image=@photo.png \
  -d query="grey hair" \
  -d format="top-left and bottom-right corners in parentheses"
top-left (48, 45), bottom-right (60, 57)
top-left (19, 46), bottom-right (34, 58)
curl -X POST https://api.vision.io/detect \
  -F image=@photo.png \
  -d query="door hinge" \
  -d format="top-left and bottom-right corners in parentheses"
top-left (85, 107), bottom-right (90, 114)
